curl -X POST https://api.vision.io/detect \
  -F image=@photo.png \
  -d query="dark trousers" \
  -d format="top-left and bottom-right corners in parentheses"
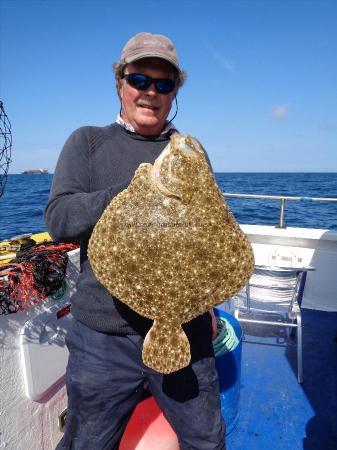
top-left (56, 318), bottom-right (226, 450)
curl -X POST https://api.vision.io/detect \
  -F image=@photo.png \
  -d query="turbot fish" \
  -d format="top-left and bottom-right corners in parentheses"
top-left (88, 133), bottom-right (254, 374)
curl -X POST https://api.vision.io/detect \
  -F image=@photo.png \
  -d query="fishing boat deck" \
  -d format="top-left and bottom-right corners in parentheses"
top-left (226, 308), bottom-right (337, 450)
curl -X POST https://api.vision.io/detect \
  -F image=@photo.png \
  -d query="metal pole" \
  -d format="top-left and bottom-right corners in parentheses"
top-left (276, 198), bottom-right (286, 228)
top-left (222, 192), bottom-right (337, 227)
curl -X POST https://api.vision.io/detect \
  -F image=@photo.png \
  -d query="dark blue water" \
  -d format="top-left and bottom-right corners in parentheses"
top-left (0, 173), bottom-right (336, 241)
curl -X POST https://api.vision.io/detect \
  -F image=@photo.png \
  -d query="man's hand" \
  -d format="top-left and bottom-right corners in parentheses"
top-left (209, 309), bottom-right (217, 341)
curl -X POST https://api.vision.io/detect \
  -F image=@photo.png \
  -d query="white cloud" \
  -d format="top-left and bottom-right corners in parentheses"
top-left (320, 121), bottom-right (337, 131)
top-left (269, 105), bottom-right (288, 120)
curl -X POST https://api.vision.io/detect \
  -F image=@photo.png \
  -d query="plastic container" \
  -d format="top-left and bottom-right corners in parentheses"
top-left (214, 306), bottom-right (243, 435)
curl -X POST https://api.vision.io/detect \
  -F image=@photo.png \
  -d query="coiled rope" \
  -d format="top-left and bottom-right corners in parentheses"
top-left (0, 241), bottom-right (78, 315)
top-left (213, 316), bottom-right (239, 357)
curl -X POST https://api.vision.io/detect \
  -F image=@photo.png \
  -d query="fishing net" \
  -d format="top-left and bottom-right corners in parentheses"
top-left (0, 242), bottom-right (78, 315)
top-left (0, 101), bottom-right (12, 198)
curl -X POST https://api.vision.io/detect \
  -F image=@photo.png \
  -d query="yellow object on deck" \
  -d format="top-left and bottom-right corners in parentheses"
top-left (0, 232), bottom-right (51, 264)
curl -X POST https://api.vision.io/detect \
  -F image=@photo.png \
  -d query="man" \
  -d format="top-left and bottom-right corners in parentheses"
top-left (45, 32), bottom-right (226, 450)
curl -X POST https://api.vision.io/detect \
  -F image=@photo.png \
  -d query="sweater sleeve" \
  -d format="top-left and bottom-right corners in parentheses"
top-left (44, 127), bottom-right (119, 241)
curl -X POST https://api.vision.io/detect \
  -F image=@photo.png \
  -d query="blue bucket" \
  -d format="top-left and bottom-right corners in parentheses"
top-left (213, 307), bottom-right (243, 435)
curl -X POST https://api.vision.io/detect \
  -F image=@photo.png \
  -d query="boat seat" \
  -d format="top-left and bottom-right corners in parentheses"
top-left (234, 264), bottom-right (314, 383)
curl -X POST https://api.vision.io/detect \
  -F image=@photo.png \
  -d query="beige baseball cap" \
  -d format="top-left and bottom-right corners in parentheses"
top-left (120, 32), bottom-right (181, 72)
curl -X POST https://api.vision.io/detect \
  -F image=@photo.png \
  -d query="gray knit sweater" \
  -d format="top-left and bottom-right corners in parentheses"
top-left (45, 123), bottom-right (212, 342)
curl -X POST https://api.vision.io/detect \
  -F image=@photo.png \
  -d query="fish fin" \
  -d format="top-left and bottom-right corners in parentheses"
top-left (142, 320), bottom-right (191, 374)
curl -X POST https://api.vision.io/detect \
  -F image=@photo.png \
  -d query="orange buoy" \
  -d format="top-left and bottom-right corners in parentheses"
top-left (119, 396), bottom-right (179, 450)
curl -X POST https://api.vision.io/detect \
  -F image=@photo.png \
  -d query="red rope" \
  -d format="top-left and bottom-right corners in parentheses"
top-left (0, 241), bottom-right (79, 314)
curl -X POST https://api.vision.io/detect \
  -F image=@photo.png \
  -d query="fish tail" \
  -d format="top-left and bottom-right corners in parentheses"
top-left (142, 320), bottom-right (191, 374)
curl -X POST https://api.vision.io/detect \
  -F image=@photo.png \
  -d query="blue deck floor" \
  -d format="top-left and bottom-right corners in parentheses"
top-left (226, 309), bottom-right (337, 450)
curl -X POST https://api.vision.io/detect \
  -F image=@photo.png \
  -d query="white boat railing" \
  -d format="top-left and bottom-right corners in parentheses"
top-left (222, 192), bottom-right (337, 229)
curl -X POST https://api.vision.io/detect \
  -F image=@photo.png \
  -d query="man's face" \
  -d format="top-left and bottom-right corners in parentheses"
top-left (118, 58), bottom-right (176, 136)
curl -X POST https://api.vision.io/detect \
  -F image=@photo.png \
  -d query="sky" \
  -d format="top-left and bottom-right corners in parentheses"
top-left (0, 0), bottom-right (336, 173)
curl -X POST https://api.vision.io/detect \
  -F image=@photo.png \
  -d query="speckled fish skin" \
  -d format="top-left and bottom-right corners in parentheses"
top-left (88, 133), bottom-right (255, 373)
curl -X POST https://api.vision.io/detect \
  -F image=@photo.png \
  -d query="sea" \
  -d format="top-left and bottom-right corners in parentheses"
top-left (0, 172), bottom-right (337, 241)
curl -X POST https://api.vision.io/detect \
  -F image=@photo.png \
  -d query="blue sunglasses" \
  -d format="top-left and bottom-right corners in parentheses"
top-left (122, 73), bottom-right (176, 95)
